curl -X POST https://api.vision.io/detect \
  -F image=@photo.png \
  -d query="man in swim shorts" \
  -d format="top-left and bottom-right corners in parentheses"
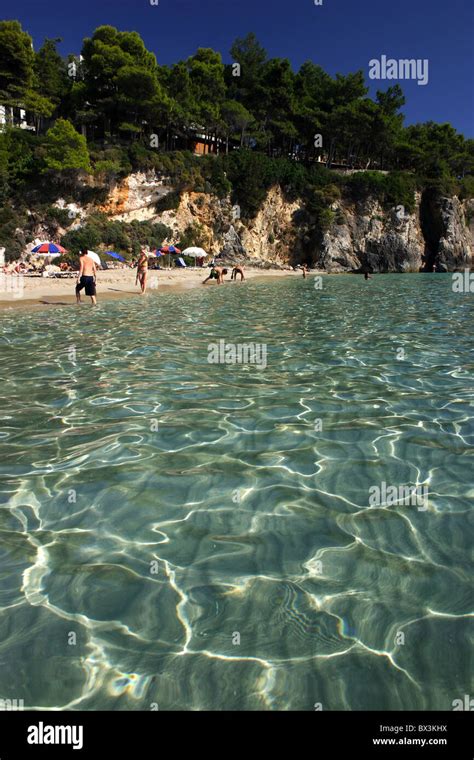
top-left (76, 249), bottom-right (97, 305)
top-left (203, 266), bottom-right (228, 285)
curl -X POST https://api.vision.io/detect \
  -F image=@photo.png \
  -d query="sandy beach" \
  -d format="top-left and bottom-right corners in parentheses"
top-left (0, 266), bottom-right (303, 309)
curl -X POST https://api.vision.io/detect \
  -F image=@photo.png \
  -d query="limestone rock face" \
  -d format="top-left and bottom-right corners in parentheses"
top-left (28, 170), bottom-right (474, 272)
top-left (220, 225), bottom-right (247, 261)
top-left (159, 186), bottom-right (299, 265)
top-left (238, 187), bottom-right (300, 265)
top-left (435, 197), bottom-right (472, 272)
top-left (97, 172), bottom-right (172, 221)
top-left (316, 196), bottom-right (425, 272)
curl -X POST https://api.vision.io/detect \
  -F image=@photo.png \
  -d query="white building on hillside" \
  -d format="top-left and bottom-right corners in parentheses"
top-left (0, 105), bottom-right (36, 132)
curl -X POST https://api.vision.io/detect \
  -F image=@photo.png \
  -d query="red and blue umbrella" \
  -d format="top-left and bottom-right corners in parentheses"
top-left (32, 242), bottom-right (67, 256)
top-left (158, 245), bottom-right (181, 268)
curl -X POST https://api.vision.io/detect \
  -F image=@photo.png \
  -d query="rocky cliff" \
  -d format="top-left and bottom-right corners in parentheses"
top-left (51, 171), bottom-right (473, 272)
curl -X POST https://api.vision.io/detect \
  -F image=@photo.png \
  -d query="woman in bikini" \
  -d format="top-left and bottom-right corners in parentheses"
top-left (136, 250), bottom-right (149, 294)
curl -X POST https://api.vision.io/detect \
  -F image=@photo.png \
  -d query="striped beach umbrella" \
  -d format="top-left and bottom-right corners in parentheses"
top-left (31, 242), bottom-right (67, 257)
top-left (159, 245), bottom-right (181, 268)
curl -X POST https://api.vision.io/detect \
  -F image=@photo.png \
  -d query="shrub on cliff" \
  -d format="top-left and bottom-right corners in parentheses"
top-left (459, 176), bottom-right (474, 201)
top-left (383, 172), bottom-right (417, 213)
top-left (224, 150), bottom-right (278, 218)
top-left (155, 190), bottom-right (181, 213)
top-left (177, 223), bottom-right (208, 251)
top-left (43, 119), bottom-right (92, 180)
top-left (90, 144), bottom-right (132, 179)
top-left (0, 129), bottom-right (42, 197)
top-left (61, 221), bottom-right (102, 253)
top-left (0, 206), bottom-right (29, 261)
top-left (44, 206), bottom-right (76, 234)
top-left (345, 171), bottom-right (416, 213)
top-left (61, 215), bottom-right (172, 259)
top-left (223, 151), bottom-right (342, 218)
top-left (201, 155), bottom-right (232, 198)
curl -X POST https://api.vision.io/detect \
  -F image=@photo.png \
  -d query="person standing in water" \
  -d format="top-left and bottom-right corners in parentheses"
top-left (136, 250), bottom-right (148, 294)
top-left (231, 265), bottom-right (245, 281)
top-left (302, 264), bottom-right (308, 279)
top-left (203, 266), bottom-right (228, 285)
top-left (76, 250), bottom-right (97, 306)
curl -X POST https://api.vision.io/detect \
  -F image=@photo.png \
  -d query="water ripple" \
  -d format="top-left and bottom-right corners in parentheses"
top-left (0, 274), bottom-right (472, 710)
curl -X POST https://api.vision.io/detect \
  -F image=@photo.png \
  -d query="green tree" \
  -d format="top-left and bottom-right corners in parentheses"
top-left (293, 62), bottom-right (333, 159)
top-left (228, 33), bottom-right (267, 118)
top-left (81, 26), bottom-right (160, 136)
top-left (259, 58), bottom-right (298, 155)
top-left (0, 20), bottom-right (35, 111)
top-left (34, 38), bottom-right (70, 121)
top-left (187, 48), bottom-right (226, 146)
top-left (220, 100), bottom-right (253, 151)
top-left (34, 39), bottom-right (68, 104)
top-left (43, 118), bottom-right (91, 179)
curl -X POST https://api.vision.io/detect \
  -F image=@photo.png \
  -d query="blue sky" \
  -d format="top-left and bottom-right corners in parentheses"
top-left (2, 0), bottom-right (473, 135)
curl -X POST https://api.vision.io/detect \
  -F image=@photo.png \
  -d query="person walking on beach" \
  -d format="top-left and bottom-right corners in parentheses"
top-left (76, 250), bottom-right (97, 306)
top-left (231, 265), bottom-right (245, 281)
top-left (136, 250), bottom-right (148, 294)
top-left (203, 266), bottom-right (228, 285)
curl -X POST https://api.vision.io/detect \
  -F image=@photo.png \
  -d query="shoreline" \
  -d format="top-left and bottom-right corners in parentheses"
top-left (0, 268), bottom-right (458, 312)
top-left (0, 267), bottom-right (305, 311)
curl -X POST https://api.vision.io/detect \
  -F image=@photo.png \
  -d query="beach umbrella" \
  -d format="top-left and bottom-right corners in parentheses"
top-left (159, 245), bottom-right (181, 253)
top-left (105, 251), bottom-right (126, 262)
top-left (86, 250), bottom-right (102, 266)
top-left (182, 247), bottom-right (208, 268)
top-left (32, 242), bottom-right (67, 257)
top-left (159, 245), bottom-right (181, 268)
top-left (182, 247), bottom-right (207, 258)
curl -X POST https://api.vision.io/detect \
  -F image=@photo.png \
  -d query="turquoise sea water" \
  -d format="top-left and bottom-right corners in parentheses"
top-left (0, 273), bottom-right (472, 710)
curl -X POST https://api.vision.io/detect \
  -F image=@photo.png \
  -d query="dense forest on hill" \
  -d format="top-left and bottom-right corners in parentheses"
top-left (0, 20), bottom-right (473, 259)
